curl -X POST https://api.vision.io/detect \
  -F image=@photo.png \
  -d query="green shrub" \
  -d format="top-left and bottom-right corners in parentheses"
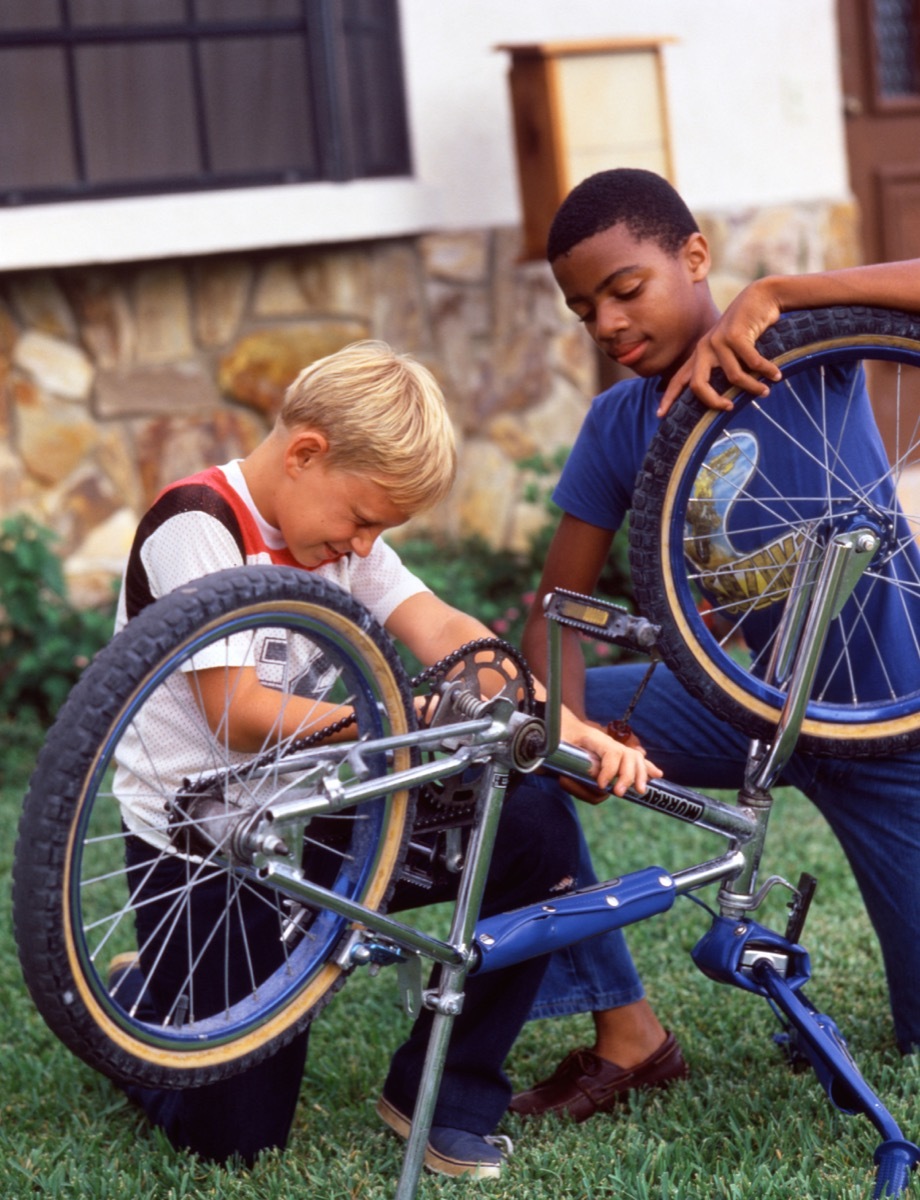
top-left (0, 514), bottom-right (116, 725)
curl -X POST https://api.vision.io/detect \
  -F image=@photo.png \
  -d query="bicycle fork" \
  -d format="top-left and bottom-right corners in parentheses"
top-left (469, 862), bottom-right (919, 1197)
top-left (692, 916), bottom-right (920, 1198)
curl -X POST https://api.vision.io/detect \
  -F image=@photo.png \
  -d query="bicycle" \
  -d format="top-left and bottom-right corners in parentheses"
top-left (13, 305), bottom-right (920, 1197)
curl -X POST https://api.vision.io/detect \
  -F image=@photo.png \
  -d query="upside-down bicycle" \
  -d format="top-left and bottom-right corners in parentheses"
top-left (14, 306), bottom-right (920, 1197)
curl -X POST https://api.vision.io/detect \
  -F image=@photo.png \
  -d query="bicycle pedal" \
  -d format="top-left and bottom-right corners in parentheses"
top-left (772, 1029), bottom-right (812, 1073)
top-left (785, 872), bottom-right (818, 943)
top-left (545, 588), bottom-right (661, 652)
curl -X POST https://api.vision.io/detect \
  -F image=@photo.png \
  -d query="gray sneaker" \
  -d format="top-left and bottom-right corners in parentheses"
top-left (376, 1093), bottom-right (512, 1179)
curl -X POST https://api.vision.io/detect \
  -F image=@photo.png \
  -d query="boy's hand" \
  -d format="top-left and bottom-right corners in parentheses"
top-left (561, 714), bottom-right (663, 799)
top-left (657, 279), bottom-right (785, 417)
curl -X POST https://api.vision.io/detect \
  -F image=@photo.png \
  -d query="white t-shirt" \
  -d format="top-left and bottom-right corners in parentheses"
top-left (113, 461), bottom-right (428, 846)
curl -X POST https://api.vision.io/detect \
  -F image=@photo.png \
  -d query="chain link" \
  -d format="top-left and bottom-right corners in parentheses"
top-left (410, 637), bottom-right (536, 711)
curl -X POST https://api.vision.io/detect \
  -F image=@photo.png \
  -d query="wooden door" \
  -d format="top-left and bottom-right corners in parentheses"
top-left (838, 1), bottom-right (920, 460)
top-left (838, 0), bottom-right (920, 263)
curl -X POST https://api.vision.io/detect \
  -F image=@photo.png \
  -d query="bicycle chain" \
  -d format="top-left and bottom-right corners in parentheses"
top-left (177, 637), bottom-right (536, 799)
top-left (410, 637), bottom-right (536, 713)
top-left (606, 659), bottom-right (658, 748)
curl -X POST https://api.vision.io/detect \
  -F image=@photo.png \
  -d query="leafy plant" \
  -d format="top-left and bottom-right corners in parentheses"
top-left (0, 514), bottom-right (115, 726)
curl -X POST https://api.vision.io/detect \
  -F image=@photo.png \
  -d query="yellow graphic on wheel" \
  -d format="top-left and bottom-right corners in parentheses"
top-left (684, 432), bottom-right (804, 614)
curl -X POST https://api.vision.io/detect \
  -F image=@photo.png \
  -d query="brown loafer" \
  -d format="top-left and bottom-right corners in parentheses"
top-left (508, 1032), bottom-right (688, 1122)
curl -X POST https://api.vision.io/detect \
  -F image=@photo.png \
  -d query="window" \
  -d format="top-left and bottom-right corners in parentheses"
top-left (871, 0), bottom-right (920, 102)
top-left (0, 0), bottom-right (411, 206)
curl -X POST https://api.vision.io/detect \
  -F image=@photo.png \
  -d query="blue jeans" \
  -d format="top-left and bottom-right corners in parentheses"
top-left (532, 662), bottom-right (920, 1052)
top-left (528, 802), bottom-right (645, 1019)
top-left (383, 775), bottom-right (584, 1134)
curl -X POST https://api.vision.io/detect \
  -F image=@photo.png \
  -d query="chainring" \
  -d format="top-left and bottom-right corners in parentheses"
top-left (412, 638), bottom-right (536, 808)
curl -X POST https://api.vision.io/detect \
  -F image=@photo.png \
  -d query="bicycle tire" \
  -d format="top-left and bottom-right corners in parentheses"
top-left (630, 304), bottom-right (920, 757)
top-left (13, 566), bottom-right (417, 1088)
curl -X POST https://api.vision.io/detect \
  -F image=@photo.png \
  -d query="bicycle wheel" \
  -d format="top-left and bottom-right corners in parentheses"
top-left (13, 565), bottom-right (417, 1088)
top-left (630, 305), bottom-right (920, 757)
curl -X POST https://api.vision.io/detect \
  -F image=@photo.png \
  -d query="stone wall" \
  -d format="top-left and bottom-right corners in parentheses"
top-left (0, 198), bottom-right (859, 607)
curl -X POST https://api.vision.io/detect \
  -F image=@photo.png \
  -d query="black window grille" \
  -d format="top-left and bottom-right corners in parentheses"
top-left (0, 0), bottom-right (412, 206)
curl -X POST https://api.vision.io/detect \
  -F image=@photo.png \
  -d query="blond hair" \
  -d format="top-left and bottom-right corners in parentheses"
top-left (278, 341), bottom-right (456, 513)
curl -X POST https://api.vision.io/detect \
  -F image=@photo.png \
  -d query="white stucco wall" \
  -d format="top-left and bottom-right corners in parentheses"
top-left (402, 0), bottom-right (850, 225)
top-left (0, 0), bottom-right (848, 269)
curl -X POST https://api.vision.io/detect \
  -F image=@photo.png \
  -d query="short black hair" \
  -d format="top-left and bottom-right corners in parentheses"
top-left (546, 168), bottom-right (699, 261)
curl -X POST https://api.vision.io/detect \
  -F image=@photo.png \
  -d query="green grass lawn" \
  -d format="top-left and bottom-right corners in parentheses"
top-left (1, 714), bottom-right (915, 1199)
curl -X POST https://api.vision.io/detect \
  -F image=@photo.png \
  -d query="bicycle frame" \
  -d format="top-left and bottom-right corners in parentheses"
top-left (205, 526), bottom-right (919, 1197)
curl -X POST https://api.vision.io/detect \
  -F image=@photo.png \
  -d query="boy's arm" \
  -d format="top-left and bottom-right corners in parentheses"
top-left (385, 588), bottom-right (495, 666)
top-left (185, 589), bottom-right (480, 755)
top-left (193, 666), bottom-right (355, 752)
top-left (190, 597), bottom-right (516, 757)
top-left (658, 258), bottom-right (920, 415)
top-left (521, 513), bottom-right (616, 720)
top-left (387, 587), bottom-right (660, 796)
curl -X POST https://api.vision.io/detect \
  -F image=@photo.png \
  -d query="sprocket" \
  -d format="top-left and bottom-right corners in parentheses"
top-left (412, 638), bottom-right (535, 808)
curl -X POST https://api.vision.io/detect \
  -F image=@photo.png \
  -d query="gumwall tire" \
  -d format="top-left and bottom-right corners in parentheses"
top-left (13, 566), bottom-right (416, 1088)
